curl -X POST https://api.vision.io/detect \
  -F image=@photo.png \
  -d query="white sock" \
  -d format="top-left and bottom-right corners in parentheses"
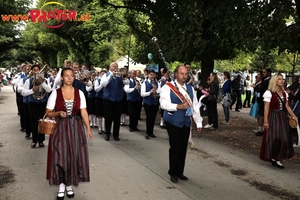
top-left (123, 114), bottom-right (126, 124)
top-left (97, 118), bottom-right (102, 131)
top-left (160, 117), bottom-right (164, 126)
top-left (102, 118), bottom-right (106, 131)
top-left (66, 185), bottom-right (73, 194)
top-left (92, 115), bottom-right (97, 126)
top-left (58, 183), bottom-right (65, 197)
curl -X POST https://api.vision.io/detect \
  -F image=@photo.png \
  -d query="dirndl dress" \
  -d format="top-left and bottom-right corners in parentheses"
top-left (259, 91), bottom-right (294, 161)
top-left (46, 88), bottom-right (90, 186)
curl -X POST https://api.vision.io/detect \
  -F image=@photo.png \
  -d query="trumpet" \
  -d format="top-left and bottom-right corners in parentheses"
top-left (151, 79), bottom-right (160, 98)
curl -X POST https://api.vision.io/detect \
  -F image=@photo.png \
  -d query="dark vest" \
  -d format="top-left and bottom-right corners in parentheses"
top-left (103, 72), bottom-right (123, 102)
top-left (163, 84), bottom-right (194, 128)
top-left (28, 78), bottom-right (48, 103)
top-left (95, 79), bottom-right (103, 98)
top-left (126, 79), bottom-right (141, 102)
top-left (143, 80), bottom-right (159, 106)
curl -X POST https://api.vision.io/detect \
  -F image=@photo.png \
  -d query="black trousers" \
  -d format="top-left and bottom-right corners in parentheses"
top-left (208, 100), bottom-right (218, 128)
top-left (165, 122), bottom-right (190, 176)
top-left (143, 104), bottom-right (159, 135)
top-left (17, 92), bottom-right (25, 129)
top-left (127, 100), bottom-right (140, 129)
top-left (103, 99), bottom-right (122, 137)
top-left (23, 103), bottom-right (31, 136)
top-left (28, 102), bottom-right (46, 143)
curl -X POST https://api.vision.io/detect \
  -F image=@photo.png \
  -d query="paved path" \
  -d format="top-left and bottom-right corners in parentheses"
top-left (0, 85), bottom-right (299, 200)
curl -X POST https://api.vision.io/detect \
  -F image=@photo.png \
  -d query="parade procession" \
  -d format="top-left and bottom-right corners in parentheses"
top-left (2, 0), bottom-right (300, 200)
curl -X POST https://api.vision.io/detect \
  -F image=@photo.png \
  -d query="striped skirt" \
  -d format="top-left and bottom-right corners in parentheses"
top-left (260, 110), bottom-right (294, 161)
top-left (46, 115), bottom-right (90, 186)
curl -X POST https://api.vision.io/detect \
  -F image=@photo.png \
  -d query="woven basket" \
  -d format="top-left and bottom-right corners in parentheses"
top-left (38, 114), bottom-right (56, 135)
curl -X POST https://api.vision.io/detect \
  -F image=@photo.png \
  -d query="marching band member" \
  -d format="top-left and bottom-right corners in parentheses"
top-left (94, 70), bottom-right (106, 134)
top-left (22, 64), bottom-right (52, 148)
top-left (141, 69), bottom-right (161, 139)
top-left (100, 62), bottom-right (124, 141)
top-left (159, 68), bottom-right (172, 129)
top-left (17, 65), bottom-right (31, 138)
top-left (52, 60), bottom-right (71, 90)
top-left (135, 69), bottom-right (144, 120)
top-left (13, 63), bottom-right (27, 132)
top-left (160, 65), bottom-right (202, 183)
top-left (86, 71), bottom-right (97, 127)
top-left (120, 68), bottom-right (129, 126)
top-left (124, 70), bottom-right (141, 132)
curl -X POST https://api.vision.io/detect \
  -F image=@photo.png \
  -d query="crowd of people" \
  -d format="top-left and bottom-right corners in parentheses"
top-left (10, 60), bottom-right (299, 199)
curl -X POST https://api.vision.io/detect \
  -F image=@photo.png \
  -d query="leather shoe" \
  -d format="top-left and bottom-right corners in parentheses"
top-left (25, 134), bottom-right (30, 139)
top-left (57, 192), bottom-right (65, 200)
top-left (145, 134), bottom-right (149, 140)
top-left (98, 130), bottom-right (102, 134)
top-left (39, 142), bottom-right (45, 147)
top-left (66, 189), bottom-right (75, 198)
top-left (170, 175), bottom-right (178, 183)
top-left (255, 131), bottom-right (263, 136)
top-left (129, 128), bottom-right (133, 132)
top-left (105, 135), bottom-right (110, 141)
top-left (160, 125), bottom-right (165, 129)
top-left (178, 175), bottom-right (188, 181)
top-left (149, 134), bottom-right (157, 138)
top-left (114, 136), bottom-right (120, 141)
top-left (133, 128), bottom-right (140, 131)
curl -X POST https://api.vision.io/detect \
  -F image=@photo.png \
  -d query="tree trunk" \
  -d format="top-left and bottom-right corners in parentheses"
top-left (201, 57), bottom-right (214, 85)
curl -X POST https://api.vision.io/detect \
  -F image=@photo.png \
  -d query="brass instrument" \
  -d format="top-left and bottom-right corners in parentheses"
top-left (151, 79), bottom-right (160, 98)
top-left (32, 63), bottom-right (50, 100)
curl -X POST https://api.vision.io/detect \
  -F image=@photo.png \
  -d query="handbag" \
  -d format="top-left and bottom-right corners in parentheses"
top-left (38, 113), bottom-right (57, 135)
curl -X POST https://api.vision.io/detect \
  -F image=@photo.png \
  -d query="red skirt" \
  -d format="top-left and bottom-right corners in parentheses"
top-left (260, 110), bottom-right (294, 161)
top-left (46, 115), bottom-right (90, 186)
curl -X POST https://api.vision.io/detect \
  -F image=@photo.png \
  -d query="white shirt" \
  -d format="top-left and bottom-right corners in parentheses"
top-left (124, 78), bottom-right (138, 93)
top-left (46, 89), bottom-right (86, 110)
top-left (21, 78), bottom-right (52, 97)
top-left (159, 80), bottom-right (203, 128)
top-left (94, 77), bottom-right (103, 92)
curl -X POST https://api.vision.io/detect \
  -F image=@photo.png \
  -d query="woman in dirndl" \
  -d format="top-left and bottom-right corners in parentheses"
top-left (260, 74), bottom-right (296, 169)
top-left (45, 68), bottom-right (93, 200)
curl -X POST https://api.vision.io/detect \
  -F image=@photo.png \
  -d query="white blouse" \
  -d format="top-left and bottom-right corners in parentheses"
top-left (46, 89), bottom-right (87, 112)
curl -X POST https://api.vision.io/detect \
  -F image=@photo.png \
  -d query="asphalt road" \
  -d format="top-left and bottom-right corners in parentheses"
top-left (0, 85), bottom-right (299, 200)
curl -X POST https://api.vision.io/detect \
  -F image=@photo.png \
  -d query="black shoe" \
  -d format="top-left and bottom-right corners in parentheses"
top-left (145, 134), bottom-right (150, 140)
top-left (66, 189), bottom-right (74, 198)
top-left (255, 131), bottom-right (263, 136)
top-left (272, 161), bottom-right (285, 169)
top-left (20, 128), bottom-right (26, 132)
top-left (170, 175), bottom-right (178, 183)
top-left (102, 130), bottom-right (106, 134)
top-left (235, 109), bottom-right (240, 112)
top-left (149, 134), bottom-right (156, 138)
top-left (98, 130), bottom-right (102, 134)
top-left (25, 134), bottom-right (30, 139)
top-left (114, 136), bottom-right (120, 141)
top-left (57, 192), bottom-right (65, 200)
top-left (133, 128), bottom-right (140, 131)
top-left (270, 160), bottom-right (277, 166)
top-left (105, 135), bottom-right (110, 141)
top-left (31, 143), bottom-right (36, 148)
top-left (129, 128), bottom-right (133, 132)
top-left (178, 175), bottom-right (188, 181)
top-left (39, 142), bottom-right (45, 147)
top-left (160, 125), bottom-right (165, 129)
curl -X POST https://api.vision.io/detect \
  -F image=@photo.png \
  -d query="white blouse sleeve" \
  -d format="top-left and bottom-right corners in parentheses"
top-left (46, 90), bottom-right (57, 110)
top-left (263, 90), bottom-right (272, 102)
top-left (79, 90), bottom-right (87, 108)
